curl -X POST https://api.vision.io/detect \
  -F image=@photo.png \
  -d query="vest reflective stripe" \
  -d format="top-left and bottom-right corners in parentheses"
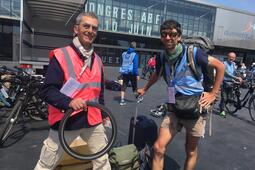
top-left (60, 47), bottom-right (76, 78)
top-left (78, 82), bottom-right (101, 90)
top-left (165, 46), bottom-right (203, 95)
top-left (48, 46), bottom-right (103, 126)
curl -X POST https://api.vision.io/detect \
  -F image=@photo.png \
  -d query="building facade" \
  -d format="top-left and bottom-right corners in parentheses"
top-left (0, 0), bottom-right (20, 62)
top-left (0, 0), bottom-right (255, 68)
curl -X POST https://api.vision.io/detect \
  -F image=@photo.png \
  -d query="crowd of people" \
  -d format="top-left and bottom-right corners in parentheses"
top-left (35, 10), bottom-right (253, 170)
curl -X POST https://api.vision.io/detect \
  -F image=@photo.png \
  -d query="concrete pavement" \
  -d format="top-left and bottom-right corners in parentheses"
top-left (0, 66), bottom-right (255, 170)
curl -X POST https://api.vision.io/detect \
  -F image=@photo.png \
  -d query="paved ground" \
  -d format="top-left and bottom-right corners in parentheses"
top-left (0, 66), bottom-right (255, 170)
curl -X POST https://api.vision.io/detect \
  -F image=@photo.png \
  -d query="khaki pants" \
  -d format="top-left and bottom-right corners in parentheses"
top-left (34, 124), bottom-right (111, 170)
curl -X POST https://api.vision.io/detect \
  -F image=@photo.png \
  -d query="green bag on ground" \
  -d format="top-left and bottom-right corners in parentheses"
top-left (109, 144), bottom-right (140, 170)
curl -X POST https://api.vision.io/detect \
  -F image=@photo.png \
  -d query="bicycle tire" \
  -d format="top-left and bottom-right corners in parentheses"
top-left (58, 101), bottom-right (117, 161)
top-left (248, 96), bottom-right (255, 121)
top-left (0, 100), bottom-right (23, 144)
top-left (225, 93), bottom-right (238, 114)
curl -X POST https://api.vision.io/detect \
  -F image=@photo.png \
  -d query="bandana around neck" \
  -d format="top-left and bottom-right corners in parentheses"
top-left (165, 43), bottom-right (183, 66)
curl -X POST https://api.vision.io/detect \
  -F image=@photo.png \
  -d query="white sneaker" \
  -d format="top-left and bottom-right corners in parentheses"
top-left (120, 100), bottom-right (126, 106)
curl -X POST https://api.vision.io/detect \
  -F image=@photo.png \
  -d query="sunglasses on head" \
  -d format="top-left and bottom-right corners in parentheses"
top-left (160, 31), bottom-right (179, 38)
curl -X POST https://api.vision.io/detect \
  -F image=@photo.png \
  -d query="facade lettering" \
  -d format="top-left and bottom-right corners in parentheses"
top-left (101, 56), bottom-right (120, 64)
top-left (113, 7), bottom-right (118, 18)
top-left (127, 10), bottom-right (133, 20)
top-left (85, 1), bottom-right (161, 37)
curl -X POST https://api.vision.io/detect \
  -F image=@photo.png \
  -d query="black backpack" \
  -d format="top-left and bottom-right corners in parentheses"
top-left (182, 36), bottom-right (215, 92)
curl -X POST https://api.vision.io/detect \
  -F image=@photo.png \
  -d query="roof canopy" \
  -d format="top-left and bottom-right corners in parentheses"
top-left (26, 0), bottom-right (86, 22)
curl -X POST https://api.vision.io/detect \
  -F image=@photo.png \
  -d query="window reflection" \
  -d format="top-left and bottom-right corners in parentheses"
top-left (86, 0), bottom-right (215, 39)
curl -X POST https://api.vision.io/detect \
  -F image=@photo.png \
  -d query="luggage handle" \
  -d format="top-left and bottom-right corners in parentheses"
top-left (132, 95), bottom-right (143, 144)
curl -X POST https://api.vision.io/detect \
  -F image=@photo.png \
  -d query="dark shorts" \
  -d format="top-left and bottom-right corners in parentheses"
top-left (121, 73), bottom-right (137, 92)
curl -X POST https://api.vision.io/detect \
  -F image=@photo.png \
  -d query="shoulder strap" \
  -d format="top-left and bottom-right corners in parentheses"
top-left (187, 45), bottom-right (201, 81)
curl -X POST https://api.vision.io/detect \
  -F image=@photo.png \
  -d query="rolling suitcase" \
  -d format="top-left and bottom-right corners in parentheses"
top-left (128, 96), bottom-right (158, 151)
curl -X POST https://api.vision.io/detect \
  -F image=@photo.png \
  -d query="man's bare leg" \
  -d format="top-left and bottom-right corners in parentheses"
top-left (184, 134), bottom-right (200, 170)
top-left (152, 127), bottom-right (175, 170)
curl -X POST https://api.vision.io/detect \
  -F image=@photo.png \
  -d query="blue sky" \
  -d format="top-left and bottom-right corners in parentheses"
top-left (189, 0), bottom-right (255, 14)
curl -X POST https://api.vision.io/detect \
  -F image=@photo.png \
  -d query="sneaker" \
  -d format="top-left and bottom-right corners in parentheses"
top-left (120, 100), bottom-right (126, 106)
top-left (219, 111), bottom-right (226, 118)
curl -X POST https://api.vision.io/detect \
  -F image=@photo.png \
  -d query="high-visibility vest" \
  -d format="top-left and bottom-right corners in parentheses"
top-left (119, 51), bottom-right (136, 74)
top-left (164, 46), bottom-right (204, 95)
top-left (48, 45), bottom-right (103, 126)
top-left (223, 61), bottom-right (235, 81)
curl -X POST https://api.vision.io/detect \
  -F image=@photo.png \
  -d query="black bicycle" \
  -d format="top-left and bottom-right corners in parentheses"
top-left (141, 66), bottom-right (155, 80)
top-left (0, 73), bottom-right (47, 144)
top-left (58, 101), bottom-right (117, 160)
top-left (224, 80), bottom-right (255, 121)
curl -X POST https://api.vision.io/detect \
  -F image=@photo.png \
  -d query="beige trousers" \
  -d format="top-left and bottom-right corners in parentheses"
top-left (34, 124), bottom-right (111, 170)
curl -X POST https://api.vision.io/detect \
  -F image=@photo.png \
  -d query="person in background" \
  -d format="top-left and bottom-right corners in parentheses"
top-left (34, 12), bottom-right (111, 170)
top-left (119, 41), bottom-right (139, 106)
top-left (142, 54), bottom-right (156, 79)
top-left (219, 52), bottom-right (243, 118)
top-left (137, 19), bottom-right (224, 170)
top-left (238, 62), bottom-right (247, 79)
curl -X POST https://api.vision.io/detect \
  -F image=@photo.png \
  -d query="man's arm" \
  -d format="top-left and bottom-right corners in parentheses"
top-left (199, 56), bottom-right (225, 108)
top-left (224, 69), bottom-right (237, 79)
top-left (208, 56), bottom-right (225, 96)
top-left (137, 68), bottom-right (160, 96)
top-left (137, 54), bottom-right (163, 95)
top-left (224, 67), bottom-right (242, 82)
top-left (39, 57), bottom-right (72, 110)
top-left (133, 53), bottom-right (139, 76)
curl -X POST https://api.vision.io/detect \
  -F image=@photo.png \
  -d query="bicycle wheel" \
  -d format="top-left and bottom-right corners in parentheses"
top-left (225, 93), bottom-right (238, 114)
top-left (58, 101), bottom-right (117, 160)
top-left (248, 96), bottom-right (255, 121)
top-left (0, 99), bottom-right (23, 144)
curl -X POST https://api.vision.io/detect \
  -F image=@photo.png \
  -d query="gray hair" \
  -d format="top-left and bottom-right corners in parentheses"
top-left (75, 12), bottom-right (98, 25)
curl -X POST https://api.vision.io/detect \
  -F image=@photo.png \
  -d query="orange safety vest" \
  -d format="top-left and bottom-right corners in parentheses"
top-left (48, 45), bottom-right (103, 126)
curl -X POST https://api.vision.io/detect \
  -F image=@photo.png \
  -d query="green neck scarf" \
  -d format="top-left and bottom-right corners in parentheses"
top-left (165, 43), bottom-right (183, 66)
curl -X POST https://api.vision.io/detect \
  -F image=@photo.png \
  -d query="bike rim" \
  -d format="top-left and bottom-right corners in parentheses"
top-left (58, 101), bottom-right (117, 160)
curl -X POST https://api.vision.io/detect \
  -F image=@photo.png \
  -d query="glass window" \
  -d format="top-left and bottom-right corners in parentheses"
top-left (3, 25), bottom-right (12, 33)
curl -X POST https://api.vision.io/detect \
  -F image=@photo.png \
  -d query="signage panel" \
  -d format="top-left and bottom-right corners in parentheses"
top-left (213, 8), bottom-right (255, 50)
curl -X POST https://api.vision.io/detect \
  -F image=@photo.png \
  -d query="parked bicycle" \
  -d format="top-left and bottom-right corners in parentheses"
top-left (224, 79), bottom-right (255, 121)
top-left (141, 66), bottom-right (155, 80)
top-left (0, 67), bottom-right (47, 144)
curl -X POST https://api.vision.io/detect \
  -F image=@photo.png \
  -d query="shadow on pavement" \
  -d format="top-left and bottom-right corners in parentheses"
top-left (0, 125), bottom-right (28, 148)
top-left (212, 108), bottom-right (255, 126)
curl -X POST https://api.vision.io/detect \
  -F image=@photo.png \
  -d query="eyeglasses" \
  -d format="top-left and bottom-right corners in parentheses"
top-left (79, 23), bottom-right (98, 32)
top-left (160, 31), bottom-right (179, 38)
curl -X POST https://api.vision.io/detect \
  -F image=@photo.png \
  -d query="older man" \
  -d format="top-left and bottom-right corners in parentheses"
top-left (34, 12), bottom-right (110, 170)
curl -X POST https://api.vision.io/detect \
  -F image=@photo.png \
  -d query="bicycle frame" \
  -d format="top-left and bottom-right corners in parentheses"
top-left (232, 83), bottom-right (254, 110)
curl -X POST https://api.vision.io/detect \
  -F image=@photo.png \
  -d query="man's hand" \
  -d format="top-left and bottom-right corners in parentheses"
top-left (199, 92), bottom-right (217, 109)
top-left (103, 117), bottom-right (111, 128)
top-left (137, 88), bottom-right (146, 96)
top-left (136, 76), bottom-right (140, 80)
top-left (69, 98), bottom-right (87, 111)
top-left (237, 77), bottom-right (243, 84)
